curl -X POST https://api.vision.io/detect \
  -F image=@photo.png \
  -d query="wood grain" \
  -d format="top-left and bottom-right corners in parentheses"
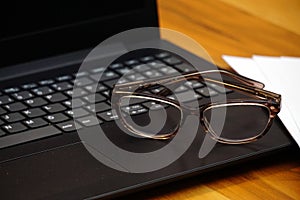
top-left (119, 0), bottom-right (300, 199)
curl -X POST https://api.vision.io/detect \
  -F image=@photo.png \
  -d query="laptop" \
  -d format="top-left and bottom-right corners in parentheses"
top-left (0, 0), bottom-right (295, 199)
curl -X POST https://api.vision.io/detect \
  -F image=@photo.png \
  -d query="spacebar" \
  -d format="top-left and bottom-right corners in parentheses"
top-left (0, 126), bottom-right (62, 149)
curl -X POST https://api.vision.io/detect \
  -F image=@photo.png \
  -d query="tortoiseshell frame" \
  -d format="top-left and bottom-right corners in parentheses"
top-left (112, 70), bottom-right (281, 144)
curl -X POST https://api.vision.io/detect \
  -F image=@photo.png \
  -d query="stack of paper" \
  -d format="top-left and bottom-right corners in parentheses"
top-left (222, 55), bottom-right (300, 147)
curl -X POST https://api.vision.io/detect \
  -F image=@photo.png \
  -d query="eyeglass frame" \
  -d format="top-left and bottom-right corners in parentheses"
top-left (111, 69), bottom-right (281, 144)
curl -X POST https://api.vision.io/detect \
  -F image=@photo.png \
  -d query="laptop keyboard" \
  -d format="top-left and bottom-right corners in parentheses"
top-left (0, 51), bottom-right (231, 149)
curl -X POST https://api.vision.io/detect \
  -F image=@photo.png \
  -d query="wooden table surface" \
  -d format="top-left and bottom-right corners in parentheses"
top-left (120, 0), bottom-right (300, 199)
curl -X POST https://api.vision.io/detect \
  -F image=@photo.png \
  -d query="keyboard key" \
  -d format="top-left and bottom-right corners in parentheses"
top-left (0, 126), bottom-right (62, 149)
top-left (74, 77), bottom-right (93, 86)
top-left (133, 64), bottom-right (151, 72)
top-left (45, 93), bottom-right (68, 103)
top-left (2, 122), bottom-right (28, 134)
top-left (174, 63), bottom-right (196, 73)
top-left (90, 66), bottom-right (106, 74)
top-left (3, 87), bottom-right (20, 94)
top-left (76, 116), bottom-right (102, 127)
top-left (0, 107), bottom-right (6, 115)
top-left (125, 73), bottom-right (147, 81)
top-left (0, 95), bottom-right (14, 105)
top-left (74, 71), bottom-right (89, 78)
top-left (56, 75), bottom-right (72, 82)
top-left (86, 102), bottom-right (110, 113)
top-left (140, 56), bottom-right (154, 62)
top-left (97, 110), bottom-right (119, 121)
top-left (11, 91), bottom-right (34, 100)
top-left (43, 103), bottom-right (66, 113)
top-left (147, 60), bottom-right (166, 68)
top-left (91, 71), bottom-right (119, 82)
top-left (56, 121), bottom-right (81, 132)
top-left (24, 118), bottom-right (48, 128)
top-left (174, 85), bottom-right (189, 93)
top-left (185, 80), bottom-right (204, 89)
top-left (4, 102), bottom-right (27, 112)
top-left (163, 56), bottom-right (182, 65)
top-left (65, 88), bottom-right (87, 98)
top-left (32, 86), bottom-right (54, 96)
top-left (206, 83), bottom-right (232, 94)
top-left (45, 113), bottom-right (69, 123)
top-left (155, 52), bottom-right (170, 59)
top-left (115, 67), bottom-right (134, 75)
top-left (85, 84), bottom-right (107, 93)
top-left (196, 87), bottom-right (218, 98)
top-left (51, 82), bottom-right (73, 91)
top-left (22, 108), bottom-right (46, 118)
top-left (143, 70), bottom-right (163, 78)
top-left (125, 59), bottom-right (139, 66)
top-left (2, 113), bottom-right (25, 123)
top-left (83, 93), bottom-right (106, 103)
top-left (63, 99), bottom-right (86, 108)
top-left (25, 97), bottom-right (47, 107)
top-left (21, 83), bottom-right (37, 90)
top-left (109, 63), bottom-right (123, 69)
top-left (65, 108), bottom-right (89, 118)
top-left (39, 79), bottom-right (55, 85)
top-left (159, 66), bottom-right (178, 75)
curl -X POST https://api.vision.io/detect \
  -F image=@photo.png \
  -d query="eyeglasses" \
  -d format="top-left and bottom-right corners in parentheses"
top-left (111, 70), bottom-right (281, 144)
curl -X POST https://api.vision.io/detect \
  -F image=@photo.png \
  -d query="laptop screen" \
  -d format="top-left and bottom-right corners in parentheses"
top-left (0, 0), bottom-right (158, 68)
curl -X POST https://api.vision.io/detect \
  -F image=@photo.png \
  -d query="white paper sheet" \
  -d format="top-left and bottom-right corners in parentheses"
top-left (222, 55), bottom-right (300, 147)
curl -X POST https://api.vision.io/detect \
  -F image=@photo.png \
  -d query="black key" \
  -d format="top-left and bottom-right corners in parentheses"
top-left (0, 126), bottom-right (61, 149)
top-left (125, 59), bottom-right (139, 66)
top-left (103, 78), bottom-right (129, 89)
top-left (91, 71), bottom-right (119, 82)
top-left (11, 91), bottom-right (34, 100)
top-left (45, 113), bottom-right (69, 123)
top-left (65, 108), bottom-right (89, 118)
top-left (65, 88), bottom-right (87, 98)
top-left (174, 63), bottom-right (196, 73)
top-left (169, 91), bottom-right (202, 103)
top-left (56, 75), bottom-right (72, 82)
top-left (63, 99), bottom-right (86, 108)
top-left (121, 104), bottom-right (148, 116)
top-left (185, 80), bottom-right (204, 89)
top-left (21, 83), bottom-right (37, 90)
top-left (140, 56), bottom-right (154, 62)
top-left (109, 63), bottom-right (123, 69)
top-left (74, 71), bottom-right (89, 78)
top-left (0, 107), bottom-right (7, 115)
top-left (115, 67), bottom-right (134, 75)
top-left (2, 113), bottom-right (25, 123)
top-left (24, 118), bottom-right (48, 128)
top-left (23, 108), bottom-right (46, 118)
top-left (174, 85), bottom-right (189, 93)
top-left (39, 79), bottom-right (55, 85)
top-left (25, 97), bottom-right (48, 107)
top-left (56, 121), bottom-right (81, 132)
top-left (44, 93), bottom-right (68, 103)
top-left (51, 82), bottom-right (73, 91)
top-left (133, 64), bottom-right (151, 72)
top-left (32, 86), bottom-right (54, 96)
top-left (158, 66), bottom-right (178, 75)
top-left (3, 87), bottom-right (20, 94)
top-left (90, 66), bottom-right (106, 74)
top-left (0, 95), bottom-right (14, 105)
top-left (155, 52), bottom-right (170, 59)
top-left (2, 122), bottom-right (27, 134)
top-left (206, 83), bottom-right (232, 94)
top-left (147, 60), bottom-right (166, 68)
top-left (84, 84), bottom-right (107, 93)
top-left (125, 73), bottom-right (147, 81)
top-left (83, 93), bottom-right (106, 103)
top-left (163, 56), bottom-right (182, 65)
top-left (74, 77), bottom-right (93, 86)
top-left (196, 87), bottom-right (218, 98)
top-left (86, 102), bottom-right (111, 113)
top-left (97, 110), bottom-right (119, 121)
top-left (4, 102), bottom-right (27, 112)
top-left (143, 70), bottom-right (163, 78)
top-left (77, 115), bottom-right (102, 127)
top-left (143, 101), bottom-right (168, 110)
top-left (43, 103), bottom-right (66, 113)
